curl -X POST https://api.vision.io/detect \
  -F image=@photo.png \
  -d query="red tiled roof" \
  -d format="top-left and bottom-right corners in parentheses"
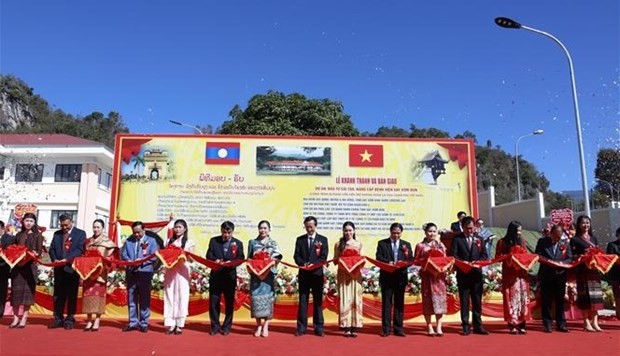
top-left (0, 134), bottom-right (104, 146)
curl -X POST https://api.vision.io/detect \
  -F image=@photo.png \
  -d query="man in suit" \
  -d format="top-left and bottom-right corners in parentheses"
top-left (206, 221), bottom-right (245, 335)
top-left (536, 224), bottom-right (572, 332)
top-left (451, 216), bottom-right (489, 335)
top-left (0, 220), bottom-right (16, 318)
top-left (293, 216), bottom-right (328, 337)
top-left (375, 222), bottom-right (414, 337)
top-left (121, 221), bottom-right (160, 333)
top-left (49, 214), bottom-right (86, 330)
top-left (450, 211), bottom-right (467, 232)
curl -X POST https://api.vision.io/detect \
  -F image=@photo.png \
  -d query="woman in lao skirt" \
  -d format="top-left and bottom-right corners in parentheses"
top-left (333, 221), bottom-right (363, 337)
top-left (9, 213), bottom-right (44, 328)
top-left (414, 222), bottom-right (447, 336)
top-left (163, 219), bottom-right (196, 335)
top-left (247, 220), bottom-right (282, 337)
top-left (495, 220), bottom-right (530, 334)
top-left (82, 219), bottom-right (117, 331)
top-left (570, 215), bottom-right (604, 332)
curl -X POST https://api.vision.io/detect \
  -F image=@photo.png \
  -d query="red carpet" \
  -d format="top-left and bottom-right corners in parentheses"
top-left (0, 317), bottom-right (618, 356)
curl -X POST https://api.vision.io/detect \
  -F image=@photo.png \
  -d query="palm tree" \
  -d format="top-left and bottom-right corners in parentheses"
top-left (131, 156), bottom-right (145, 177)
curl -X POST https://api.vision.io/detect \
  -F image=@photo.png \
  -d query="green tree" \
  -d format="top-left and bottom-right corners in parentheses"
top-left (594, 148), bottom-right (620, 206)
top-left (218, 91), bottom-right (359, 136)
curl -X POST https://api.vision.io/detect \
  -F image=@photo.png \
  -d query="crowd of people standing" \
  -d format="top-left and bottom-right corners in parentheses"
top-left (0, 212), bottom-right (619, 338)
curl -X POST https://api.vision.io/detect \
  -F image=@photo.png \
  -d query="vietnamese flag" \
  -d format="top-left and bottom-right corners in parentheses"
top-left (349, 144), bottom-right (383, 167)
top-left (205, 142), bottom-right (241, 165)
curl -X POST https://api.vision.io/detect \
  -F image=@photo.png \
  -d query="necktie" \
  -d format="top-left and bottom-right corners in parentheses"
top-left (467, 236), bottom-right (473, 249)
top-left (223, 239), bottom-right (230, 254)
top-left (136, 238), bottom-right (141, 257)
top-left (552, 243), bottom-right (558, 257)
top-left (392, 241), bottom-right (398, 262)
top-left (309, 236), bottom-right (314, 250)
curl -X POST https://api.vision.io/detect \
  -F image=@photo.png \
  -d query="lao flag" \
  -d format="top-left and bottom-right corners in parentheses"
top-left (205, 142), bottom-right (241, 165)
top-left (349, 144), bottom-right (383, 167)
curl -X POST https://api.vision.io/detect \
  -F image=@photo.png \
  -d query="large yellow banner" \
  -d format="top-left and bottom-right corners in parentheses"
top-left (111, 135), bottom-right (477, 257)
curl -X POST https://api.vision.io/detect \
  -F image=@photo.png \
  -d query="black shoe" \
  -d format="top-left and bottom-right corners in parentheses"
top-left (220, 329), bottom-right (230, 335)
top-left (314, 330), bottom-right (324, 337)
top-left (48, 321), bottom-right (64, 329)
top-left (64, 323), bottom-right (74, 330)
top-left (122, 325), bottom-right (138, 332)
top-left (174, 327), bottom-right (183, 335)
top-left (209, 329), bottom-right (219, 335)
top-left (394, 331), bottom-right (406, 337)
top-left (380, 331), bottom-right (389, 337)
top-left (462, 326), bottom-right (471, 336)
top-left (474, 328), bottom-right (489, 335)
top-left (543, 326), bottom-right (552, 333)
top-left (294, 330), bottom-right (305, 337)
top-left (166, 328), bottom-right (175, 335)
top-left (557, 326), bottom-right (569, 333)
top-left (139, 326), bottom-right (148, 333)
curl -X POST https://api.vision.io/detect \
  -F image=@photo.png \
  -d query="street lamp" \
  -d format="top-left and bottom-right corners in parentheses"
top-left (595, 178), bottom-right (615, 206)
top-left (495, 17), bottom-right (591, 216)
top-left (515, 129), bottom-right (544, 201)
top-left (168, 120), bottom-right (204, 135)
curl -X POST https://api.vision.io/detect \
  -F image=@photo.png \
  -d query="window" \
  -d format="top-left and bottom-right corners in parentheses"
top-left (50, 210), bottom-right (77, 229)
top-left (0, 166), bottom-right (4, 180)
top-left (55, 164), bottom-right (82, 182)
top-left (15, 164), bottom-right (44, 182)
top-left (98, 170), bottom-right (112, 189)
top-left (95, 213), bottom-right (109, 227)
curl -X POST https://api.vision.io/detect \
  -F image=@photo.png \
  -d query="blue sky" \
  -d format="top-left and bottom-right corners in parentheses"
top-left (1, 0), bottom-right (618, 192)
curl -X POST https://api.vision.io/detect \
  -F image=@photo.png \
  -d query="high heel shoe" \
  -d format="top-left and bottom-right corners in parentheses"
top-left (254, 326), bottom-right (262, 337)
top-left (592, 324), bottom-right (602, 332)
top-left (166, 327), bottom-right (176, 335)
top-left (84, 322), bottom-right (93, 332)
top-left (175, 327), bottom-right (183, 335)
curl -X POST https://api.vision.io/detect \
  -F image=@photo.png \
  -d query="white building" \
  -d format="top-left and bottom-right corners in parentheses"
top-left (0, 134), bottom-right (113, 241)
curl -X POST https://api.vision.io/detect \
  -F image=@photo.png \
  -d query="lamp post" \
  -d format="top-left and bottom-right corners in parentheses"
top-left (595, 178), bottom-right (615, 206)
top-left (515, 129), bottom-right (544, 201)
top-left (168, 120), bottom-right (204, 135)
top-left (495, 17), bottom-right (591, 216)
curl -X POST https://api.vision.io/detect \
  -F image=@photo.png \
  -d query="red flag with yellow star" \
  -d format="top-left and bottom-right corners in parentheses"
top-left (348, 144), bottom-right (384, 167)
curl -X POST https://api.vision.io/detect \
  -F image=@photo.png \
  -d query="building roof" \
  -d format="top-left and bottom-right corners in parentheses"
top-left (0, 134), bottom-right (105, 147)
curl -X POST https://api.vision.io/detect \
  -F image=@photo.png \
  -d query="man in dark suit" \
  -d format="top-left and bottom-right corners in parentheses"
top-left (536, 224), bottom-right (572, 332)
top-left (121, 221), bottom-right (160, 333)
top-left (49, 214), bottom-right (86, 330)
top-left (0, 220), bottom-right (16, 318)
top-left (450, 216), bottom-right (489, 335)
top-left (206, 221), bottom-right (245, 335)
top-left (293, 216), bottom-right (328, 337)
top-left (450, 211), bottom-right (467, 232)
top-left (375, 222), bottom-right (414, 337)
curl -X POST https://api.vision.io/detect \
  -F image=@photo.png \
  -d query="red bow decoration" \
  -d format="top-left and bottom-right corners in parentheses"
top-left (231, 242), bottom-right (238, 257)
top-left (246, 250), bottom-right (275, 280)
top-left (559, 243), bottom-right (567, 259)
top-left (155, 245), bottom-right (186, 269)
top-left (474, 239), bottom-right (481, 250)
top-left (64, 238), bottom-right (72, 251)
top-left (140, 242), bottom-right (148, 255)
top-left (0, 245), bottom-right (30, 268)
top-left (314, 241), bottom-right (322, 257)
top-left (72, 255), bottom-right (103, 280)
top-left (402, 244), bottom-right (409, 259)
top-left (582, 247), bottom-right (618, 274)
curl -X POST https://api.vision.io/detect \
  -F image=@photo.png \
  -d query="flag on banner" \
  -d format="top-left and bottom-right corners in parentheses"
top-left (205, 142), bottom-right (241, 165)
top-left (349, 144), bottom-right (383, 167)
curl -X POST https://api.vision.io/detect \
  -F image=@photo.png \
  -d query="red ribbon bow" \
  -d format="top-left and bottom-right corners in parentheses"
top-left (64, 238), bottom-right (71, 251)
top-left (314, 241), bottom-right (322, 257)
top-left (231, 242), bottom-right (238, 257)
top-left (402, 244), bottom-right (409, 258)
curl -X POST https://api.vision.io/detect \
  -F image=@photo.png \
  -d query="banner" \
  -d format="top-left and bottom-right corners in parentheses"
top-left (110, 135), bottom-right (477, 259)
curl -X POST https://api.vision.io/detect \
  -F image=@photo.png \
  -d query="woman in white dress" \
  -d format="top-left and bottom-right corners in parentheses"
top-left (163, 219), bottom-right (195, 335)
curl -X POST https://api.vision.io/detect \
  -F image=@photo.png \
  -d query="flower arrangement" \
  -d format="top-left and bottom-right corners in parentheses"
top-left (236, 265), bottom-right (250, 294)
top-left (406, 266), bottom-right (422, 296)
top-left (106, 269), bottom-right (127, 293)
top-left (324, 269), bottom-right (337, 296)
top-left (482, 264), bottom-right (503, 295)
top-left (189, 263), bottom-right (210, 298)
top-left (445, 271), bottom-right (459, 295)
top-left (36, 265), bottom-right (54, 293)
top-left (274, 266), bottom-right (298, 295)
top-left (361, 266), bottom-right (381, 294)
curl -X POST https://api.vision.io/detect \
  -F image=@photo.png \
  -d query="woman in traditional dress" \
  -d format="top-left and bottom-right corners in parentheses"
top-left (163, 219), bottom-right (195, 335)
top-left (82, 219), bottom-right (117, 331)
top-left (495, 220), bottom-right (530, 334)
top-left (9, 213), bottom-right (44, 328)
top-left (247, 220), bottom-right (282, 337)
top-left (570, 215), bottom-right (604, 331)
top-left (333, 221), bottom-right (363, 337)
top-left (414, 222), bottom-right (447, 336)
